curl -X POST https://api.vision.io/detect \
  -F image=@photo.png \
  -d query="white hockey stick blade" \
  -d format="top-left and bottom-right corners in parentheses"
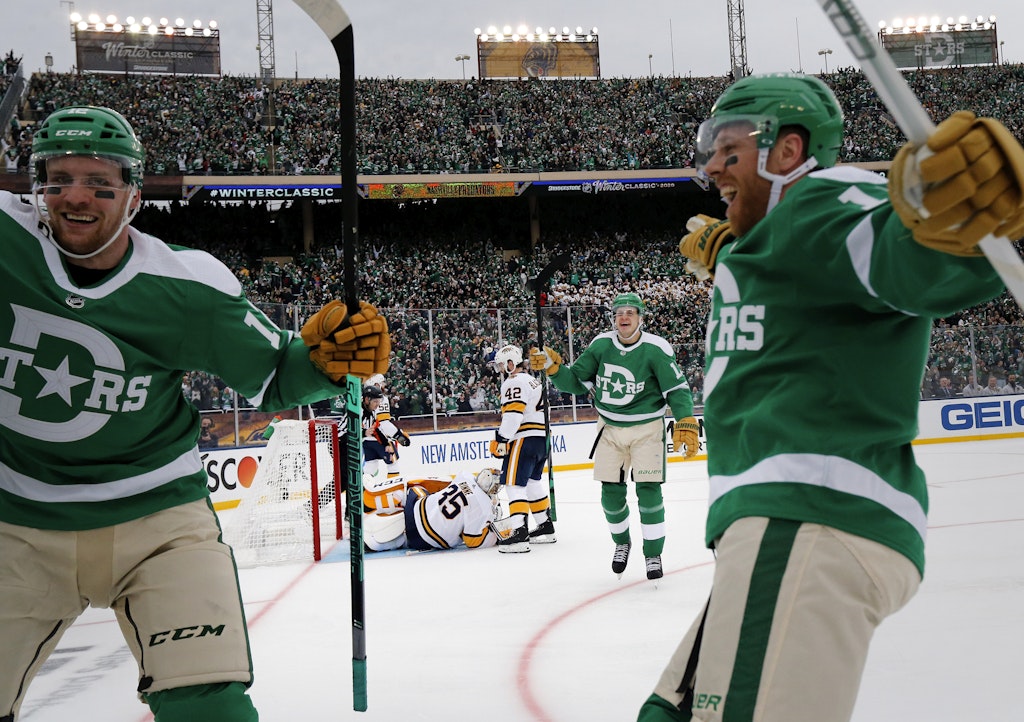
top-left (292, 0), bottom-right (352, 40)
top-left (818, 0), bottom-right (1024, 311)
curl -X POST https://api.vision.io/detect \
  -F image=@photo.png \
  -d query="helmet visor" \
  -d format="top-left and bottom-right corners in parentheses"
top-left (695, 114), bottom-right (780, 173)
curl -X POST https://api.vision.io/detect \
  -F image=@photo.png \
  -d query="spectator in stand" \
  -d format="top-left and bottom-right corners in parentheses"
top-left (981, 375), bottom-right (1003, 395)
top-left (1000, 374), bottom-right (1024, 394)
top-left (962, 374), bottom-right (985, 397)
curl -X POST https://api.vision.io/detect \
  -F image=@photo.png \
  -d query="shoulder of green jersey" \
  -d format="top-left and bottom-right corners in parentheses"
top-left (809, 165), bottom-right (887, 185)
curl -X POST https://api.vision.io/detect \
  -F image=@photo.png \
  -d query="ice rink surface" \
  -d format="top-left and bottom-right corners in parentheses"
top-left (17, 438), bottom-right (1024, 721)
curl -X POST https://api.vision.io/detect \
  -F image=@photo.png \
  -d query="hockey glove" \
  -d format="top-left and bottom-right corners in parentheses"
top-left (672, 417), bottom-right (700, 459)
top-left (489, 434), bottom-right (510, 458)
top-left (301, 300), bottom-right (391, 382)
top-left (394, 429), bottom-right (412, 447)
top-left (529, 346), bottom-right (562, 376)
top-left (679, 214), bottom-right (735, 280)
top-left (889, 111), bottom-right (1024, 254)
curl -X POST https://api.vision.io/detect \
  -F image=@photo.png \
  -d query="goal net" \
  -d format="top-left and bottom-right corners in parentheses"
top-left (222, 419), bottom-right (345, 567)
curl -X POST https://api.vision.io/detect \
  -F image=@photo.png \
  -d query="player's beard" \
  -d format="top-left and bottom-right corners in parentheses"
top-left (46, 192), bottom-right (135, 266)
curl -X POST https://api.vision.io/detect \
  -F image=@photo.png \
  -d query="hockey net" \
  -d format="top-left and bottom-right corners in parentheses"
top-left (222, 419), bottom-right (346, 567)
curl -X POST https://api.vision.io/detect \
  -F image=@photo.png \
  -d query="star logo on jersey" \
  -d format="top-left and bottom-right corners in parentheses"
top-left (594, 362), bottom-right (645, 406)
top-left (0, 304), bottom-right (151, 442)
top-left (35, 356), bottom-right (90, 405)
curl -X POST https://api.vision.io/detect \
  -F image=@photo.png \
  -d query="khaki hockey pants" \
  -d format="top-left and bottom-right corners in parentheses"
top-left (0, 499), bottom-right (254, 719)
top-left (641, 517), bottom-right (920, 722)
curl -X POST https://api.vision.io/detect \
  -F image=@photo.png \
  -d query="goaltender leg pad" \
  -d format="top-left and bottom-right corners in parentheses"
top-left (364, 511), bottom-right (407, 552)
top-left (145, 681), bottom-right (257, 722)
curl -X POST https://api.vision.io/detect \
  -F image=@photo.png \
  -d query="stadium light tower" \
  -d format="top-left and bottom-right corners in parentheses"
top-left (818, 47), bottom-right (832, 73)
top-left (726, 0), bottom-right (749, 78)
top-left (256, 0), bottom-right (276, 84)
top-left (455, 53), bottom-right (470, 79)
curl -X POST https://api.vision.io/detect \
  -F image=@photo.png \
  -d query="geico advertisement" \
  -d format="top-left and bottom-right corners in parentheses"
top-left (919, 394), bottom-right (1024, 437)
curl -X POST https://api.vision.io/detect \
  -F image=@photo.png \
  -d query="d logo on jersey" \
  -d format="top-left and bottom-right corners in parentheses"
top-left (595, 362), bottom-right (646, 406)
top-left (0, 304), bottom-right (150, 442)
top-left (703, 264), bottom-right (765, 403)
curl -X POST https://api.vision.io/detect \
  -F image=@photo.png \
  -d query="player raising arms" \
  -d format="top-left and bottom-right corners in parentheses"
top-left (0, 106), bottom-right (389, 722)
top-left (532, 293), bottom-right (699, 582)
top-left (640, 73), bottom-right (1023, 721)
top-left (488, 344), bottom-right (556, 553)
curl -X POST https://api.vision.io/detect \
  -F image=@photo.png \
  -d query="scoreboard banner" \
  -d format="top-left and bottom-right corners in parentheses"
top-left (478, 41), bottom-right (600, 78)
top-left (880, 28), bottom-right (997, 69)
top-left (366, 181), bottom-right (521, 199)
top-left (76, 29), bottom-right (221, 75)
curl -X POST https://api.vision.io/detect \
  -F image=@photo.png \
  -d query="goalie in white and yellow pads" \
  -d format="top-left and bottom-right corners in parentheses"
top-left (362, 465), bottom-right (504, 552)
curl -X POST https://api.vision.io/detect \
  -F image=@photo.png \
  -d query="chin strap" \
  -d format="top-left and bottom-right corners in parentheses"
top-left (32, 185), bottom-right (142, 261)
top-left (617, 320), bottom-right (643, 345)
top-left (757, 149), bottom-right (820, 213)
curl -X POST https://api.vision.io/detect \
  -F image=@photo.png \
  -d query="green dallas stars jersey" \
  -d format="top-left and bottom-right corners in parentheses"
top-left (0, 193), bottom-right (344, 531)
top-left (703, 166), bottom-right (1004, 576)
top-left (549, 330), bottom-right (694, 426)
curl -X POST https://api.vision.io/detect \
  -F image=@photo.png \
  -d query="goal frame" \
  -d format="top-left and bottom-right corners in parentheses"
top-left (309, 417), bottom-right (345, 561)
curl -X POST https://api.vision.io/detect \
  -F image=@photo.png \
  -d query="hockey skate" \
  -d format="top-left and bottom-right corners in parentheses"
top-left (497, 522), bottom-right (531, 553)
top-left (645, 555), bottom-right (663, 585)
top-left (611, 542), bottom-right (631, 577)
top-left (528, 519), bottom-right (557, 544)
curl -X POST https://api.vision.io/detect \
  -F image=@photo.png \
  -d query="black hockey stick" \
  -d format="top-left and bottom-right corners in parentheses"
top-left (817, 0), bottom-right (1024, 311)
top-left (292, 0), bottom-right (366, 711)
top-left (528, 253), bottom-right (571, 521)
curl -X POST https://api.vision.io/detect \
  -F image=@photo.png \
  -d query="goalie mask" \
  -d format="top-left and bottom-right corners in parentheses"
top-left (695, 73), bottom-right (843, 212)
top-left (493, 344), bottom-right (524, 375)
top-left (474, 468), bottom-right (501, 496)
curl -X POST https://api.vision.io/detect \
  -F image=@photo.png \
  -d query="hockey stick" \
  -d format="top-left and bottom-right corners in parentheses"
top-left (817, 0), bottom-right (1024, 311)
top-left (291, 0), bottom-right (366, 711)
top-left (527, 253), bottom-right (571, 522)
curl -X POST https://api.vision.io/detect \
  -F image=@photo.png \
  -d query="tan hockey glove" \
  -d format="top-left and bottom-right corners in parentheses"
top-left (489, 435), bottom-right (510, 458)
top-left (889, 111), bottom-right (1024, 255)
top-left (529, 346), bottom-right (562, 376)
top-left (301, 300), bottom-right (391, 382)
top-left (672, 417), bottom-right (700, 459)
top-left (679, 215), bottom-right (735, 280)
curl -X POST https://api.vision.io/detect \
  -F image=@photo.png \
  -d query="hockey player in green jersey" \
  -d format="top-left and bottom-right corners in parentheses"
top-left (531, 293), bottom-right (700, 581)
top-left (639, 74), bottom-right (1024, 722)
top-left (0, 106), bottom-right (390, 721)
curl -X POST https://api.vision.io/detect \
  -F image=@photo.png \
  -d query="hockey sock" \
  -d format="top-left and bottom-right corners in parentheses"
top-left (601, 481), bottom-right (631, 544)
top-left (636, 482), bottom-right (666, 557)
top-left (145, 682), bottom-right (257, 722)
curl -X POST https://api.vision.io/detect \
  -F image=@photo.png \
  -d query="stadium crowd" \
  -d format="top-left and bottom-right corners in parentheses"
top-left (10, 64), bottom-right (1024, 174)
top-left (5, 60), bottom-right (1024, 424)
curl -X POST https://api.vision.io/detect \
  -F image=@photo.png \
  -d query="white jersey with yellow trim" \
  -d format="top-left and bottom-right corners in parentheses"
top-left (407, 472), bottom-right (498, 550)
top-left (497, 370), bottom-right (545, 440)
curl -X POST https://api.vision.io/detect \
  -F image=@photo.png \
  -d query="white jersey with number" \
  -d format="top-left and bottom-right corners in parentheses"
top-left (407, 473), bottom-right (497, 549)
top-left (497, 370), bottom-right (546, 440)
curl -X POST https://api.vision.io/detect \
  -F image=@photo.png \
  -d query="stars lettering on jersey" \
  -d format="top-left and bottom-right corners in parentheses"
top-left (611, 378), bottom-right (626, 395)
top-left (34, 356), bottom-right (89, 405)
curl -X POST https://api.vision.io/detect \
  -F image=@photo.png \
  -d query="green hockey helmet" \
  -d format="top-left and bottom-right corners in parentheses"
top-left (695, 73), bottom-right (844, 171)
top-left (611, 293), bottom-right (645, 315)
top-left (31, 106), bottom-right (145, 188)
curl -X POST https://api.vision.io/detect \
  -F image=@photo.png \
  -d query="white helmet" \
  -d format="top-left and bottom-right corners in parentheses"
top-left (474, 468), bottom-right (501, 496)
top-left (365, 373), bottom-right (386, 390)
top-left (493, 344), bottom-right (523, 374)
